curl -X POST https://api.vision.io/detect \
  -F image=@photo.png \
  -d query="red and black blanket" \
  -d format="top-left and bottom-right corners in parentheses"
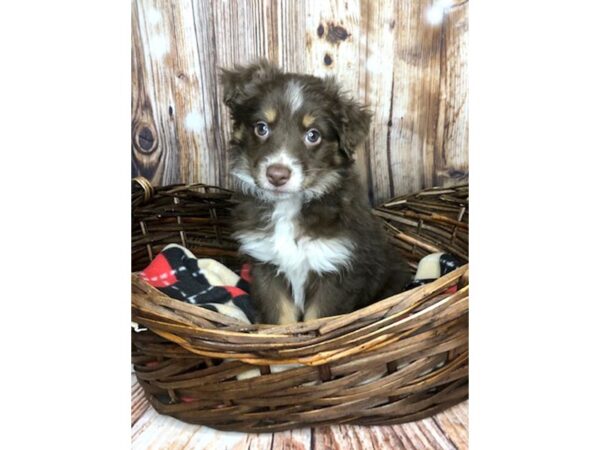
top-left (139, 244), bottom-right (256, 323)
top-left (137, 244), bottom-right (459, 325)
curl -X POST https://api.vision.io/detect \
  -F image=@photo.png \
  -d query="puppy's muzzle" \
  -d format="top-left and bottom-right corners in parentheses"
top-left (266, 164), bottom-right (291, 187)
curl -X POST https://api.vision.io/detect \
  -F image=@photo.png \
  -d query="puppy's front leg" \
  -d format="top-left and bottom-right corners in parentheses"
top-left (303, 274), bottom-right (361, 321)
top-left (251, 264), bottom-right (299, 325)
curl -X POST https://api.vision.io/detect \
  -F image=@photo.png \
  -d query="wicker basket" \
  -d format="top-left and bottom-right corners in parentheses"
top-left (131, 177), bottom-right (469, 432)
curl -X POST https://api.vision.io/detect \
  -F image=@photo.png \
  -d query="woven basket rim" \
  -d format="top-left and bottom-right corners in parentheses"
top-left (133, 263), bottom-right (468, 333)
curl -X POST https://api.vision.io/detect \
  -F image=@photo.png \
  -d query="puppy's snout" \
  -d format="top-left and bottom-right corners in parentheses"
top-left (266, 164), bottom-right (291, 187)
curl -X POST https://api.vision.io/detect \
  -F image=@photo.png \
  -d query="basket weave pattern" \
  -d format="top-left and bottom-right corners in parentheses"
top-left (131, 180), bottom-right (468, 432)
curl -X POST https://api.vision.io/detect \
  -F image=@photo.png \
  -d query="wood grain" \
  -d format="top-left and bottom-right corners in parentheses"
top-left (434, 1), bottom-right (469, 187)
top-left (132, 0), bottom-right (180, 185)
top-left (131, 376), bottom-right (468, 449)
top-left (131, 372), bottom-right (151, 425)
top-left (131, 0), bottom-right (468, 204)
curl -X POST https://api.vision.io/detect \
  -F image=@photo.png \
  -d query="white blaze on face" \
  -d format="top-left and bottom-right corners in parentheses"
top-left (285, 81), bottom-right (304, 114)
top-left (258, 150), bottom-right (304, 192)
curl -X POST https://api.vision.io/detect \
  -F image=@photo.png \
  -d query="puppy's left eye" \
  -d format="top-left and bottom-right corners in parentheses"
top-left (304, 128), bottom-right (321, 146)
top-left (254, 121), bottom-right (270, 139)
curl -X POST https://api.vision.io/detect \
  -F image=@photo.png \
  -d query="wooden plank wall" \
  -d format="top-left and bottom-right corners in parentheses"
top-left (132, 0), bottom-right (468, 205)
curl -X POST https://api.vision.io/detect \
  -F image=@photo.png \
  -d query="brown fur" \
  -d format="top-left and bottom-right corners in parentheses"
top-left (220, 61), bottom-right (412, 324)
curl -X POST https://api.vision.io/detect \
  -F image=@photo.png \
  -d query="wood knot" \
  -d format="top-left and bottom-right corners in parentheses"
top-left (326, 23), bottom-right (350, 44)
top-left (134, 124), bottom-right (157, 154)
top-left (448, 169), bottom-right (468, 179)
top-left (323, 53), bottom-right (333, 66)
top-left (317, 23), bottom-right (324, 38)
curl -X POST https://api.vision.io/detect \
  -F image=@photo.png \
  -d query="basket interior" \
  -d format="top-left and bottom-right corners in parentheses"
top-left (132, 181), bottom-right (468, 274)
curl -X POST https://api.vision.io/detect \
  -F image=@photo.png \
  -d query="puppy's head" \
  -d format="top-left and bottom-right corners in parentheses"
top-left (220, 61), bottom-right (371, 201)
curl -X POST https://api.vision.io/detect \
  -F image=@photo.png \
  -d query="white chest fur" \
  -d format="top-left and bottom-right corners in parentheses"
top-left (235, 197), bottom-right (354, 312)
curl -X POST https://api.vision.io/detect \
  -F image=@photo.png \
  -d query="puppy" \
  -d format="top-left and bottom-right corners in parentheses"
top-left (220, 61), bottom-right (412, 324)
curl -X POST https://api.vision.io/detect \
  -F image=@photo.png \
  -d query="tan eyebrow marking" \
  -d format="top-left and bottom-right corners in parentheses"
top-left (233, 127), bottom-right (243, 140)
top-left (302, 114), bottom-right (316, 128)
top-left (263, 107), bottom-right (277, 123)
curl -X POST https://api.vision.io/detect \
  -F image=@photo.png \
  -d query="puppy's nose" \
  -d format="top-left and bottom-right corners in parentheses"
top-left (266, 164), bottom-right (291, 187)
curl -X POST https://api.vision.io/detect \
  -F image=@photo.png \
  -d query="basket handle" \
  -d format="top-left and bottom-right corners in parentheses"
top-left (132, 176), bottom-right (155, 203)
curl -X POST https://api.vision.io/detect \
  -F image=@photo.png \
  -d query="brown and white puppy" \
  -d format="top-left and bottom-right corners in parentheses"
top-left (220, 61), bottom-right (411, 324)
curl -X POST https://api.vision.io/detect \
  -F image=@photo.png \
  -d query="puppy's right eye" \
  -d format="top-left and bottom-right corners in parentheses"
top-left (254, 121), bottom-right (270, 139)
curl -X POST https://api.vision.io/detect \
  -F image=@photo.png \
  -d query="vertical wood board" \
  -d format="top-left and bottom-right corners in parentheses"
top-left (131, 0), bottom-right (468, 204)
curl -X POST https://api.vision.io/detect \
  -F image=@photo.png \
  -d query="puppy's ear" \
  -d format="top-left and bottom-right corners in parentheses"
top-left (219, 60), bottom-right (280, 110)
top-left (338, 99), bottom-right (372, 159)
top-left (326, 78), bottom-right (372, 159)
